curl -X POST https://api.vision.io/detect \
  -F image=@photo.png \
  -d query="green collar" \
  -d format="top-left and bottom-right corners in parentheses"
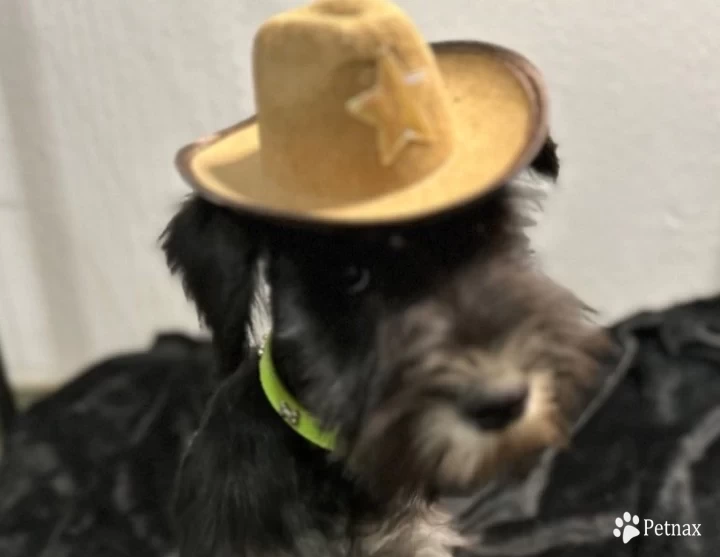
top-left (259, 338), bottom-right (337, 451)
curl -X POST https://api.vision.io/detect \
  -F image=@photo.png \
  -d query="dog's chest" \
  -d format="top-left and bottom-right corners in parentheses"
top-left (358, 508), bottom-right (465, 557)
top-left (288, 506), bottom-right (465, 557)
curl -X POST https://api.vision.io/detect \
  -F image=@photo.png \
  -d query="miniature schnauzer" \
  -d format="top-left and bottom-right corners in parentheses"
top-left (161, 138), bottom-right (608, 557)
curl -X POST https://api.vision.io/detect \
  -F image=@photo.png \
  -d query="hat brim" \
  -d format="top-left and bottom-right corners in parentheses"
top-left (176, 41), bottom-right (548, 228)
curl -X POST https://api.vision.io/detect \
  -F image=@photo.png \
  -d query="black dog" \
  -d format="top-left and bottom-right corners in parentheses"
top-left (0, 342), bottom-right (16, 447)
top-left (161, 138), bottom-right (607, 557)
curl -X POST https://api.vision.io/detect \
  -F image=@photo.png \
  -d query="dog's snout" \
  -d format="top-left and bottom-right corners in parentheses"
top-left (460, 386), bottom-right (528, 430)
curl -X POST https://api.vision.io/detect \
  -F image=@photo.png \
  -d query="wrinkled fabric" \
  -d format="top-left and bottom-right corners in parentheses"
top-left (0, 334), bottom-right (213, 557)
top-left (1, 297), bottom-right (720, 556)
top-left (454, 296), bottom-right (720, 556)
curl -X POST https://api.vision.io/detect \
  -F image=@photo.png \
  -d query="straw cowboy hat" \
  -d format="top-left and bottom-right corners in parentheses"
top-left (176, 0), bottom-right (549, 226)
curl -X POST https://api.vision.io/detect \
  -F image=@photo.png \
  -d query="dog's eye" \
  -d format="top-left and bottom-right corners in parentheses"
top-left (342, 265), bottom-right (371, 295)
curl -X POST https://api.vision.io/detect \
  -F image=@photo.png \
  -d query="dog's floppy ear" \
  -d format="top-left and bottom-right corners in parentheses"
top-left (161, 196), bottom-right (262, 376)
top-left (0, 342), bottom-right (17, 445)
top-left (529, 136), bottom-right (560, 180)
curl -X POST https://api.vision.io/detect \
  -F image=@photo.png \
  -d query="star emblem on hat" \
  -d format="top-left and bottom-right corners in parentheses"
top-left (347, 47), bottom-right (434, 166)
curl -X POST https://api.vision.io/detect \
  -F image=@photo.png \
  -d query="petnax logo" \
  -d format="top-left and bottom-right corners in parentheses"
top-left (613, 512), bottom-right (702, 544)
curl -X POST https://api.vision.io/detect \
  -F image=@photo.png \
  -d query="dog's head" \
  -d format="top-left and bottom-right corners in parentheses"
top-left (162, 137), bottom-right (607, 498)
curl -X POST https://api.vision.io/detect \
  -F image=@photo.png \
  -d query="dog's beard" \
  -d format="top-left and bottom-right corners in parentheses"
top-left (417, 371), bottom-right (564, 493)
top-left (347, 377), bottom-right (566, 498)
top-left (344, 321), bottom-right (599, 498)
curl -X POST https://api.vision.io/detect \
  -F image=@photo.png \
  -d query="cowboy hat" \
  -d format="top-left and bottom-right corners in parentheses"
top-left (176, 0), bottom-right (549, 226)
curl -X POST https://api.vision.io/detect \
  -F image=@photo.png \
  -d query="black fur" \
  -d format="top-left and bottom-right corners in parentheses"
top-left (162, 201), bottom-right (262, 377)
top-left (0, 341), bottom-right (17, 445)
top-left (529, 136), bottom-right (560, 180)
top-left (161, 138), bottom-right (607, 557)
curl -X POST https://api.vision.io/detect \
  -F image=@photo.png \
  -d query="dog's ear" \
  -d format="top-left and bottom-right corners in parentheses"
top-left (0, 343), bottom-right (17, 444)
top-left (161, 196), bottom-right (262, 376)
top-left (529, 136), bottom-right (560, 180)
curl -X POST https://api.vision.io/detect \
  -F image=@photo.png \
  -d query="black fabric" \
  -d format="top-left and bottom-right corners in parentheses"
top-left (0, 334), bottom-right (213, 557)
top-left (1, 296), bottom-right (720, 556)
top-left (454, 296), bottom-right (720, 556)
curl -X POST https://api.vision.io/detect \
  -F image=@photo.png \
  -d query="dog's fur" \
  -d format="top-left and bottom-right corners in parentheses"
top-left (161, 137), bottom-right (608, 557)
top-left (0, 342), bottom-right (17, 447)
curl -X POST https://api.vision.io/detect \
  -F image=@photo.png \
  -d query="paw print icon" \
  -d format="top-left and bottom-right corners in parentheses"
top-left (614, 512), bottom-right (641, 544)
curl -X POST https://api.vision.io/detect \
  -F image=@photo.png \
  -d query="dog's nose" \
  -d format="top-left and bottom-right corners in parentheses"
top-left (461, 386), bottom-right (528, 430)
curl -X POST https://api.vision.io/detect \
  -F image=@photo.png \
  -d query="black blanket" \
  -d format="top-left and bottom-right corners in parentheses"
top-left (454, 296), bottom-right (720, 556)
top-left (0, 334), bottom-right (213, 557)
top-left (1, 297), bottom-right (720, 556)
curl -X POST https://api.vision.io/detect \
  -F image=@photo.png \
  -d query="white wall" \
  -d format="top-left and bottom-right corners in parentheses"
top-left (1, 0), bottom-right (719, 388)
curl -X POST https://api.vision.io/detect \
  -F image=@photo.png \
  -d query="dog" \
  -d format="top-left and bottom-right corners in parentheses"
top-left (160, 135), bottom-right (608, 557)
top-left (0, 343), bottom-right (16, 447)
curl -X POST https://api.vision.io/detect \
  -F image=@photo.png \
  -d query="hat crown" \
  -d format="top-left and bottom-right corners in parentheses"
top-left (311, 0), bottom-right (376, 16)
top-left (252, 0), bottom-right (454, 205)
